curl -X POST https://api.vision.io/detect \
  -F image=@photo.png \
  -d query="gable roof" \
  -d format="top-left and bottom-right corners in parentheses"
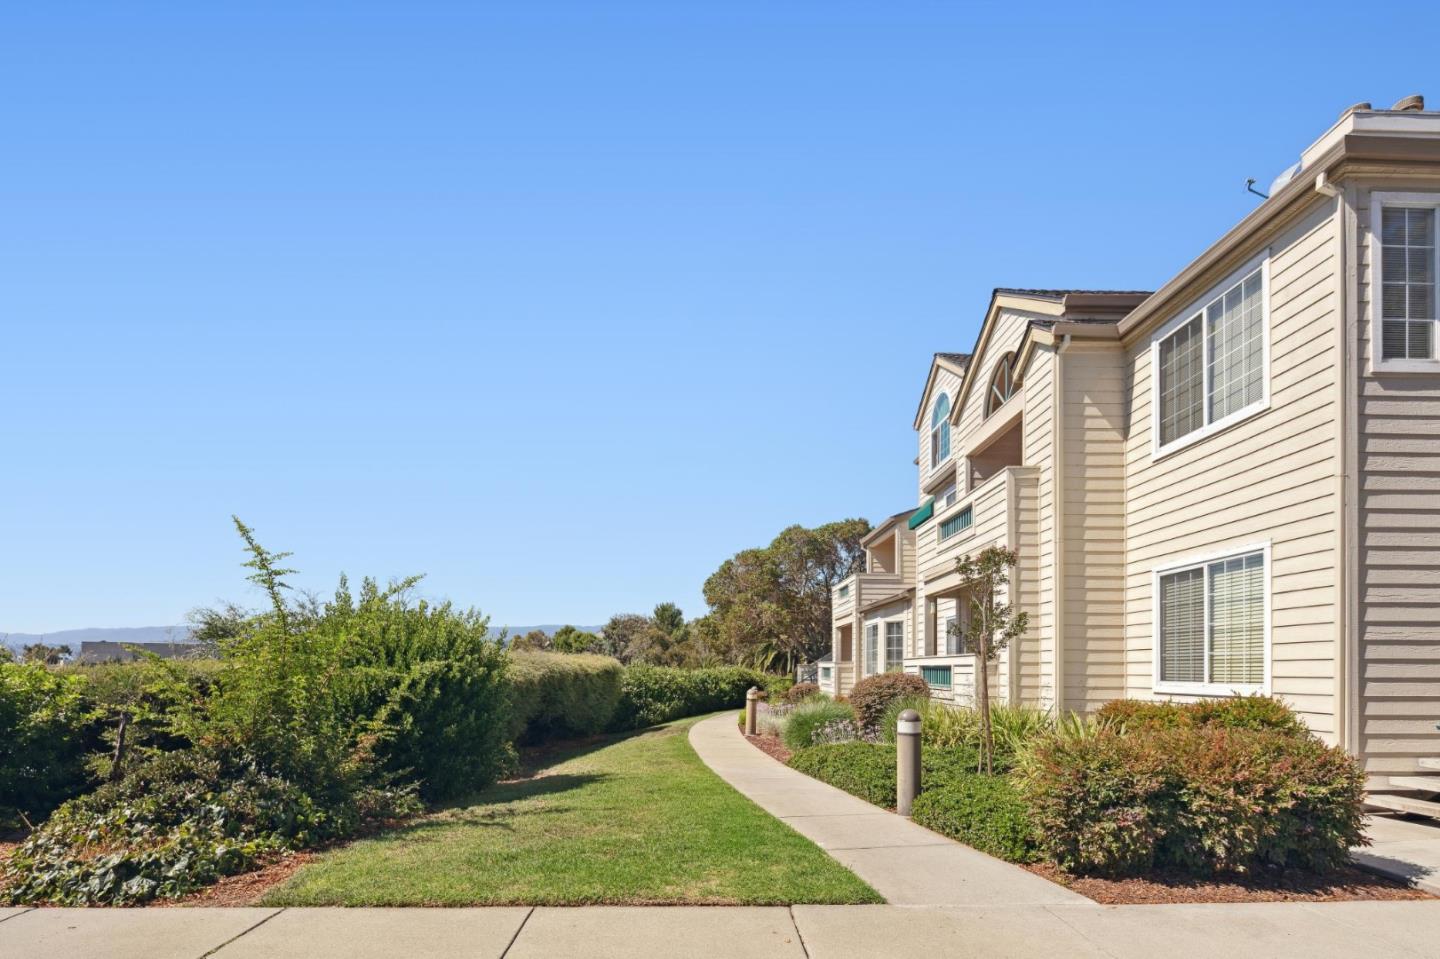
top-left (862, 509), bottom-right (917, 546)
top-left (949, 289), bottom-right (1149, 423)
top-left (911, 352), bottom-right (970, 430)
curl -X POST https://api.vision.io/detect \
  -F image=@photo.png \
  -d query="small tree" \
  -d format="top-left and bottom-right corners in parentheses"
top-left (21, 643), bottom-right (72, 666)
top-left (951, 546), bottom-right (1028, 774)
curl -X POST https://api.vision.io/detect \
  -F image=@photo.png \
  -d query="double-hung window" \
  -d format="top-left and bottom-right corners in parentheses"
top-left (938, 482), bottom-right (958, 510)
top-left (865, 624), bottom-right (879, 676)
top-left (1372, 195), bottom-right (1439, 370)
top-left (884, 621), bottom-right (904, 672)
top-left (1154, 544), bottom-right (1269, 694)
top-left (1152, 256), bottom-right (1269, 455)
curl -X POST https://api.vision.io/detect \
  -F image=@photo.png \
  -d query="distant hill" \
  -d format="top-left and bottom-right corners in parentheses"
top-left (2, 623), bottom-right (600, 655)
top-left (2, 625), bottom-right (194, 655)
top-left (495, 625), bottom-right (604, 639)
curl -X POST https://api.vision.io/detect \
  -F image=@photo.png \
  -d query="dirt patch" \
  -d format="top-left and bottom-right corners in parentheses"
top-left (1025, 861), bottom-right (1434, 904)
top-left (744, 732), bottom-right (793, 765)
top-left (164, 851), bottom-right (319, 907)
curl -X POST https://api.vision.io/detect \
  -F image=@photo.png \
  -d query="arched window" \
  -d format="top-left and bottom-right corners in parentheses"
top-left (986, 354), bottom-right (1016, 416)
top-left (929, 392), bottom-right (951, 466)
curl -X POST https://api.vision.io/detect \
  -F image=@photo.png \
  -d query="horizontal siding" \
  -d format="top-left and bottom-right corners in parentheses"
top-left (1122, 201), bottom-right (1341, 740)
top-left (1062, 344), bottom-right (1129, 713)
top-left (1355, 182), bottom-right (1440, 776)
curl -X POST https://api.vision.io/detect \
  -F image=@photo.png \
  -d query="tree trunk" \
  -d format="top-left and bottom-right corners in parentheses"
top-left (976, 633), bottom-right (993, 774)
top-left (109, 712), bottom-right (130, 783)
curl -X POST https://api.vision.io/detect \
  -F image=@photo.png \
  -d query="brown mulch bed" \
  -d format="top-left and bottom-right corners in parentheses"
top-left (163, 851), bottom-right (319, 907)
top-left (1025, 861), bottom-right (1433, 904)
top-left (744, 732), bottom-right (793, 765)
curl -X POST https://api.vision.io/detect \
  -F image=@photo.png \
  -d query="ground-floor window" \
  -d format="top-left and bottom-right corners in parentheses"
top-left (884, 621), bottom-right (904, 671)
top-left (865, 623), bottom-right (879, 675)
top-left (1155, 544), bottom-right (1268, 693)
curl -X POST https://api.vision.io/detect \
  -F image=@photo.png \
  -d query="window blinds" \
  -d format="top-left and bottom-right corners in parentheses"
top-left (1159, 566), bottom-right (1206, 683)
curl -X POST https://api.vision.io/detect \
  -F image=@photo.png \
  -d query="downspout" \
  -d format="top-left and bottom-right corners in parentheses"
top-left (1052, 334), bottom-right (1071, 714)
top-left (1315, 170), bottom-right (1358, 753)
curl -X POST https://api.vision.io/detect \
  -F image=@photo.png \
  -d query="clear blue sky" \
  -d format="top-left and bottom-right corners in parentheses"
top-left (3, 1), bottom-right (1436, 633)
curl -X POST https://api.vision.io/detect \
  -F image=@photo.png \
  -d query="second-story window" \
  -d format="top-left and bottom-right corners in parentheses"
top-left (1153, 257), bottom-right (1268, 454)
top-left (986, 353), bottom-right (1016, 416)
top-left (1378, 203), bottom-right (1437, 362)
top-left (938, 483), bottom-right (957, 510)
top-left (930, 393), bottom-right (951, 467)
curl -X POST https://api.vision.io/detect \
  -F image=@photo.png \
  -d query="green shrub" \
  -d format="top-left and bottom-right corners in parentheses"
top-left (789, 742), bottom-right (898, 806)
top-left (784, 682), bottom-right (821, 704)
top-left (1018, 729), bottom-right (1170, 874)
top-left (614, 665), bottom-right (767, 729)
top-left (879, 694), bottom-right (932, 743)
top-left (879, 699), bottom-right (1046, 774)
top-left (761, 675), bottom-right (795, 700)
top-left (1094, 696), bottom-right (1308, 737)
top-left (0, 662), bottom-right (91, 830)
top-left (0, 747), bottom-right (419, 905)
top-left (788, 741), bottom-right (979, 809)
top-left (506, 651), bottom-right (624, 744)
top-left (1020, 725), bottom-right (1366, 877)
top-left (781, 700), bottom-right (855, 751)
top-left (1094, 699), bottom-right (1189, 732)
top-left (1187, 695), bottom-right (1309, 736)
top-left (911, 773), bottom-right (1038, 862)
top-left (849, 673), bottom-right (930, 732)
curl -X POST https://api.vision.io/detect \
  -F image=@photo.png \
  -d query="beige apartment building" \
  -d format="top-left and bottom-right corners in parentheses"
top-left (820, 96), bottom-right (1440, 811)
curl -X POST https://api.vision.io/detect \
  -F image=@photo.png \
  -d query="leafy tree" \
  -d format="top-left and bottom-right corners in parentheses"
top-left (701, 519), bottom-right (870, 671)
top-left (551, 625), bottom-right (601, 654)
top-left (509, 629), bottom-right (553, 653)
top-left (599, 613), bottom-right (653, 663)
top-left (21, 643), bottom-right (72, 666)
top-left (951, 547), bottom-right (1028, 774)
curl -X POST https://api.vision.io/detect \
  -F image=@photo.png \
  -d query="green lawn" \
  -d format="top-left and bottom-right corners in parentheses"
top-left (262, 714), bottom-right (881, 906)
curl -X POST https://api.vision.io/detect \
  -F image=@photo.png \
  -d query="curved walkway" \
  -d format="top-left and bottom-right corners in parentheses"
top-left (687, 712), bottom-right (1089, 907)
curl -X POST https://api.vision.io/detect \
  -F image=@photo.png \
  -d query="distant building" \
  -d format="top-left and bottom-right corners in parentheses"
top-left (75, 640), bottom-right (202, 664)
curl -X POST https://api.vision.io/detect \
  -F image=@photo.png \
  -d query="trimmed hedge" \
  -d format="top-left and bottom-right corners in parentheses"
top-left (506, 652), bottom-right (624, 744)
top-left (849, 673), bottom-right (929, 732)
top-left (911, 773), bottom-right (1037, 862)
top-left (614, 665), bottom-right (768, 730)
top-left (1021, 725), bottom-right (1366, 876)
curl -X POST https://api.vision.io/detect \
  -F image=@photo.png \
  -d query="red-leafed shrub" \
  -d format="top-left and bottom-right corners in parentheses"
top-left (848, 673), bottom-right (930, 732)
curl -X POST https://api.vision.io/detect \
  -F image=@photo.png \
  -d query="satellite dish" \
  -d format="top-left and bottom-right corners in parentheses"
top-left (1269, 161), bottom-right (1303, 195)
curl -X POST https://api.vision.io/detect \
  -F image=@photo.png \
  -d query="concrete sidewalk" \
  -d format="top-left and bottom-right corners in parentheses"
top-left (1354, 813), bottom-right (1440, 895)
top-left (6, 902), bottom-right (1440, 958)
top-left (686, 711), bottom-right (1086, 906)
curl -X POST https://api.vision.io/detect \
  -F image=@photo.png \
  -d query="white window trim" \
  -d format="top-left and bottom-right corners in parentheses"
top-left (1368, 192), bottom-right (1440, 374)
top-left (883, 618), bottom-right (905, 671)
top-left (1149, 250), bottom-right (1272, 460)
top-left (1151, 540), bottom-right (1272, 697)
top-left (929, 392), bottom-right (952, 468)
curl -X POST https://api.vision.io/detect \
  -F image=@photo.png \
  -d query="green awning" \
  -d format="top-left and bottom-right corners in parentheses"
top-left (907, 498), bottom-right (934, 530)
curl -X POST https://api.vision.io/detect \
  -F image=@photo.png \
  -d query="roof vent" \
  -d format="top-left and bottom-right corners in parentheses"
top-left (1339, 101), bottom-right (1371, 119)
top-left (1392, 94), bottom-right (1425, 112)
